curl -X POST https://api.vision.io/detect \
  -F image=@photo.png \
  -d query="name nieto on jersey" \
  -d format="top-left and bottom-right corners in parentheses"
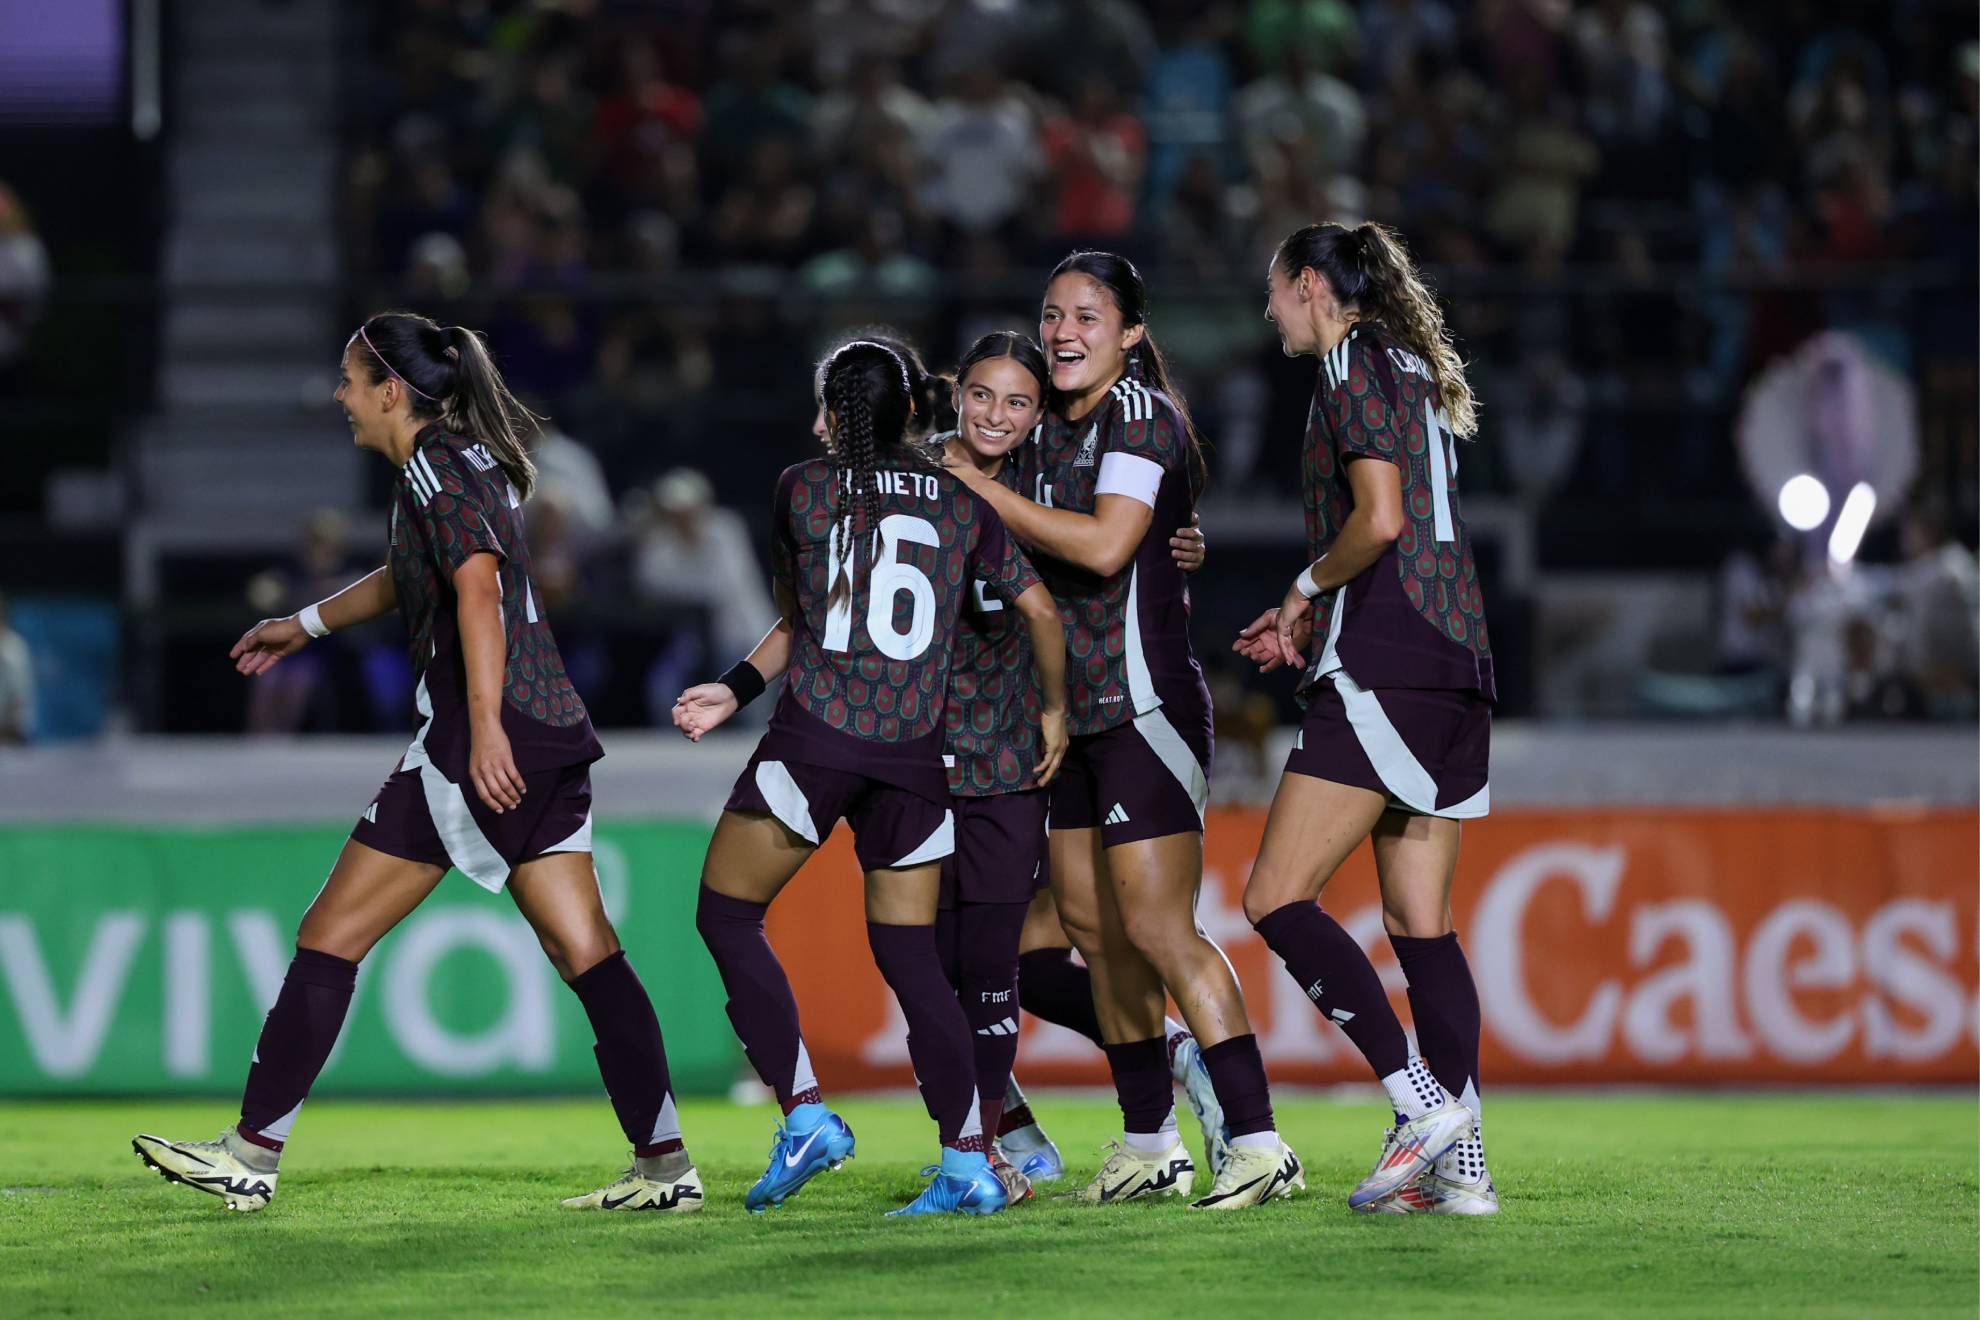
top-left (843, 469), bottom-right (941, 500)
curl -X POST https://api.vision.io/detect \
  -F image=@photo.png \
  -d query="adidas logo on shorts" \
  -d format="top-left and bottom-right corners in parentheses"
top-left (1103, 803), bottom-right (1131, 826)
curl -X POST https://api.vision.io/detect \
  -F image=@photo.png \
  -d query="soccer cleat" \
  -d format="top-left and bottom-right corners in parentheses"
top-left (1188, 1138), bottom-right (1304, 1210)
top-left (989, 1147), bottom-right (1034, 1204)
top-left (1421, 1119), bottom-right (1499, 1215)
top-left (1169, 1031), bottom-right (1230, 1178)
top-left (744, 1103), bottom-right (855, 1213)
top-left (1348, 1098), bottom-right (1474, 1212)
top-left (562, 1163), bottom-right (704, 1212)
top-left (131, 1127), bottom-right (278, 1212)
top-left (1072, 1139), bottom-right (1195, 1204)
top-left (887, 1147), bottom-right (1009, 1217)
top-left (998, 1078), bottom-right (1064, 1183)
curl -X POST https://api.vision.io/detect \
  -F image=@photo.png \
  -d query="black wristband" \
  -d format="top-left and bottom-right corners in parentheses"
top-left (718, 660), bottom-right (767, 708)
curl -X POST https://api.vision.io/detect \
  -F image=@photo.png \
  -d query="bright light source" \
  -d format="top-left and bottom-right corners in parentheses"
top-left (1777, 474), bottom-right (1831, 531)
top-left (1827, 482), bottom-right (1877, 565)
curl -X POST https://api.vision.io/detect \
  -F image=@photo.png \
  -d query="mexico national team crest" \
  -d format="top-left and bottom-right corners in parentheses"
top-left (1074, 425), bottom-right (1098, 467)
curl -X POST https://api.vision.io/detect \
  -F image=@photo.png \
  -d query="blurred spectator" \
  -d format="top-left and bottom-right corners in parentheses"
top-left (632, 469), bottom-right (776, 666)
top-left (0, 182), bottom-right (50, 368)
top-left (917, 67), bottom-right (1044, 252)
top-left (1892, 503), bottom-right (1980, 716)
top-left (0, 592), bottom-right (32, 744)
top-left (528, 415), bottom-right (617, 539)
top-left (710, 138), bottom-right (817, 266)
top-left (1041, 76), bottom-right (1147, 242)
top-left (244, 511), bottom-right (368, 735)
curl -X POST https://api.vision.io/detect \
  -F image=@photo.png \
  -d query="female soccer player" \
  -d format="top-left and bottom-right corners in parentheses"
top-left (947, 252), bottom-right (1301, 1210)
top-left (1238, 220), bottom-right (1497, 1215)
top-left (132, 312), bottom-right (699, 1214)
top-left (675, 339), bottom-right (1068, 1217)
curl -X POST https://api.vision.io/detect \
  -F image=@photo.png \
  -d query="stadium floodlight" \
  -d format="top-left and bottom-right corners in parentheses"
top-left (1777, 474), bottom-right (1831, 531)
top-left (1827, 482), bottom-right (1876, 565)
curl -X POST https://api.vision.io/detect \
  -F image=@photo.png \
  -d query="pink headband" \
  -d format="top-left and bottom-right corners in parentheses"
top-left (357, 325), bottom-right (440, 402)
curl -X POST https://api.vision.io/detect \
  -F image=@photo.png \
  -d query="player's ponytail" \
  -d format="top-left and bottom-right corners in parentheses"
top-left (350, 310), bottom-right (542, 497)
top-left (1275, 222), bottom-right (1478, 439)
top-left (857, 329), bottom-right (956, 439)
top-left (1045, 250), bottom-right (1209, 497)
top-left (444, 324), bottom-right (540, 500)
top-left (817, 339), bottom-right (917, 611)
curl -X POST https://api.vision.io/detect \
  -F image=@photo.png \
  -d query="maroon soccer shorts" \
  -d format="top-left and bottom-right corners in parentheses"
top-left (939, 789), bottom-right (1050, 909)
top-left (351, 760), bottom-right (595, 891)
top-left (725, 749), bottom-right (954, 872)
top-left (1286, 671), bottom-right (1491, 818)
top-left (1049, 705), bottom-right (1212, 847)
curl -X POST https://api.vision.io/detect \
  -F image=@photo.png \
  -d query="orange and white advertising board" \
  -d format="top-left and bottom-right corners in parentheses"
top-left (764, 808), bottom-right (1979, 1088)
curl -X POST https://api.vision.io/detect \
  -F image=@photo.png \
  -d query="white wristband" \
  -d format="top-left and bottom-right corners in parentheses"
top-left (1294, 563), bottom-right (1325, 600)
top-left (297, 603), bottom-right (331, 638)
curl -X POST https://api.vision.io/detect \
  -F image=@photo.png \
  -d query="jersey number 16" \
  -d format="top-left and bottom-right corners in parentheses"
top-left (823, 514), bottom-right (939, 661)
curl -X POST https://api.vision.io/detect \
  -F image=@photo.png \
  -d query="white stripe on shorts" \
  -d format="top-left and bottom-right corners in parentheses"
top-left (892, 809), bottom-right (955, 867)
top-left (416, 765), bottom-right (513, 892)
top-left (538, 810), bottom-right (592, 857)
top-left (753, 761), bottom-right (821, 844)
top-left (1327, 670), bottom-right (1489, 819)
top-left (1130, 707), bottom-right (1208, 825)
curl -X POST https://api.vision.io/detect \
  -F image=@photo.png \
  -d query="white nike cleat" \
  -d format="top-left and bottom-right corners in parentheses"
top-left (131, 1127), bottom-right (278, 1212)
top-left (1348, 1097), bottom-right (1474, 1212)
top-left (1421, 1118), bottom-right (1498, 1215)
top-left (1188, 1138), bottom-right (1304, 1210)
top-left (999, 1077), bottom-right (1065, 1182)
top-left (1168, 1031), bottom-right (1230, 1178)
top-left (1072, 1139), bottom-right (1195, 1204)
top-left (562, 1163), bottom-right (704, 1212)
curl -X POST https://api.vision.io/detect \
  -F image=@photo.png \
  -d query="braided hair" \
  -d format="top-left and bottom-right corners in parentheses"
top-left (816, 339), bottom-right (928, 611)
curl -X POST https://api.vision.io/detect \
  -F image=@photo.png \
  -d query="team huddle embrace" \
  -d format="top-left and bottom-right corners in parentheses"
top-left (131, 224), bottom-right (1499, 1222)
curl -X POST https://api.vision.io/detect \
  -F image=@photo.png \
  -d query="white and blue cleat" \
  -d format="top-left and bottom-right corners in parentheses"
top-left (1170, 1031), bottom-right (1231, 1179)
top-left (886, 1147), bottom-right (1009, 1217)
top-left (745, 1103), bottom-right (855, 1213)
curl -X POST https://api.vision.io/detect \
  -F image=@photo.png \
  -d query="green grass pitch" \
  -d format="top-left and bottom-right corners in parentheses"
top-left (2, 1093), bottom-right (1974, 1317)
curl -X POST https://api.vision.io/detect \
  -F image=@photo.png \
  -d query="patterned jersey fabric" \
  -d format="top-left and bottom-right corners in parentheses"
top-left (767, 456), bottom-right (1037, 788)
top-left (1013, 377), bottom-right (1210, 736)
top-left (388, 425), bottom-right (602, 780)
top-left (938, 439), bottom-right (1046, 797)
top-left (1299, 323), bottom-right (1495, 701)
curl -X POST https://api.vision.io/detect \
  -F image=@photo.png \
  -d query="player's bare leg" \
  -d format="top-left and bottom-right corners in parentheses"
top-left (1371, 812), bottom-right (1496, 1214)
top-left (134, 842), bottom-right (445, 1211)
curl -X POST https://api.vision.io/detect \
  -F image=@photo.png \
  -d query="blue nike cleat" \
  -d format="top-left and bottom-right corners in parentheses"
top-left (886, 1147), bottom-right (1010, 1217)
top-left (744, 1103), bottom-right (855, 1213)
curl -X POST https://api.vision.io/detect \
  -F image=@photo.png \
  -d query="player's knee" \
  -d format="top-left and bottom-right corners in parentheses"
top-left (1381, 898), bottom-right (1450, 939)
top-left (1117, 904), bottom-right (1194, 967)
top-left (1052, 906), bottom-right (1105, 959)
top-left (294, 915), bottom-right (371, 964)
top-left (1241, 865), bottom-right (1310, 926)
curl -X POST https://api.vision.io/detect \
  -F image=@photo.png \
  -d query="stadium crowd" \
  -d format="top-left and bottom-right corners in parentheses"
top-left (343, 0), bottom-right (1976, 507)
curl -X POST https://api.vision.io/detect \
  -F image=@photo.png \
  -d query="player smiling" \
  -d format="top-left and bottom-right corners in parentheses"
top-left (673, 339), bottom-right (1067, 1217)
top-left (1239, 221), bottom-right (1497, 1215)
top-left (132, 312), bottom-right (700, 1215)
top-left (951, 252), bottom-right (1302, 1211)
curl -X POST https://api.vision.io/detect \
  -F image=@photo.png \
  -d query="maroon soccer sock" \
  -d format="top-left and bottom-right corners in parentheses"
top-left (568, 951), bottom-right (683, 1156)
top-left (869, 921), bottom-right (985, 1152)
top-left (1016, 947), bottom-right (1105, 1047)
top-left (238, 947), bottom-right (358, 1148)
top-left (695, 885), bottom-right (820, 1112)
top-left (1253, 900), bottom-right (1411, 1079)
top-left (954, 900), bottom-right (1029, 1139)
top-left (1391, 931), bottom-right (1482, 1109)
top-left (1198, 1033), bottom-right (1276, 1138)
top-left (1102, 1036), bottom-right (1174, 1136)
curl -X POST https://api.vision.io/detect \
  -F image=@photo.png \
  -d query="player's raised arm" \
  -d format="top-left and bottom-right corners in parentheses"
top-left (230, 564), bottom-right (396, 677)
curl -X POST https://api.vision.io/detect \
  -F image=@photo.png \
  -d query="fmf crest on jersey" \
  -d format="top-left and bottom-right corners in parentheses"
top-left (1073, 425), bottom-right (1098, 467)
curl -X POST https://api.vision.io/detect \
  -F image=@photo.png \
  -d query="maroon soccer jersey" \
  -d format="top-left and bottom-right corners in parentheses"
top-left (1015, 378), bottom-right (1210, 736)
top-left (1300, 323), bottom-right (1495, 701)
top-left (765, 456), bottom-right (1038, 802)
top-left (942, 446), bottom-right (1047, 797)
top-left (388, 425), bottom-right (603, 782)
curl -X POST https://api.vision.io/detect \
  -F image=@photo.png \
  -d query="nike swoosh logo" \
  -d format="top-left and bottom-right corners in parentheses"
top-left (784, 1127), bottom-right (825, 1169)
top-left (1196, 1175), bottom-right (1265, 1206)
top-left (1101, 1175), bottom-right (1140, 1201)
top-left (600, 1191), bottom-right (639, 1210)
